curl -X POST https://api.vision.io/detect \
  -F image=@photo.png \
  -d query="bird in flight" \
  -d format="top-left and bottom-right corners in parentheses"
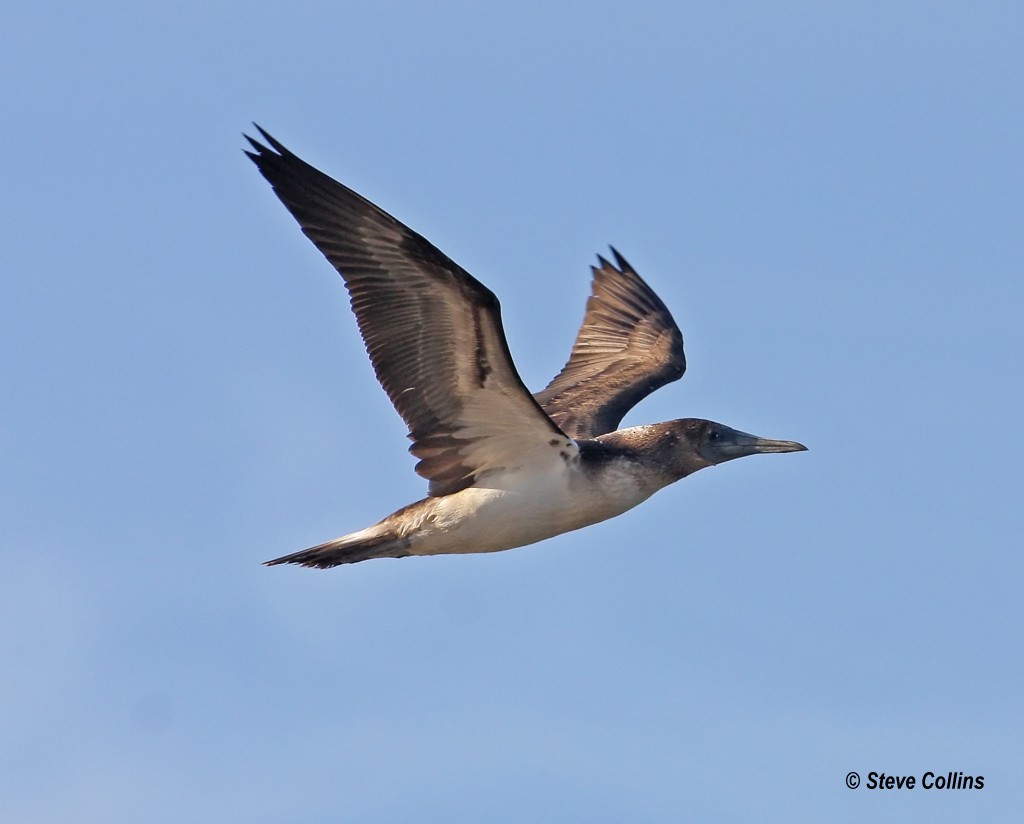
top-left (245, 126), bottom-right (806, 568)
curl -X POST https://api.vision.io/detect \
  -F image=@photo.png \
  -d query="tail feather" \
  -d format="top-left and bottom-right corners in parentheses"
top-left (264, 532), bottom-right (412, 569)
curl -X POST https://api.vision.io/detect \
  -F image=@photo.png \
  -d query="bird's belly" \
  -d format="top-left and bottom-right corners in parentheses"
top-left (409, 465), bottom-right (652, 556)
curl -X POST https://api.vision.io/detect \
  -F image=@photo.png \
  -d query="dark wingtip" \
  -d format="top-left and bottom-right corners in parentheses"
top-left (243, 123), bottom-right (291, 160)
top-left (609, 246), bottom-right (635, 274)
top-left (594, 247), bottom-right (636, 276)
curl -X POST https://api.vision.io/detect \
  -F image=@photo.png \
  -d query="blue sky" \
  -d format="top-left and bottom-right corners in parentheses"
top-left (2, 2), bottom-right (1022, 822)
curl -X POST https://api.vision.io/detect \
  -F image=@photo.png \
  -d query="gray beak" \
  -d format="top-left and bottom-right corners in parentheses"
top-left (701, 425), bottom-right (808, 465)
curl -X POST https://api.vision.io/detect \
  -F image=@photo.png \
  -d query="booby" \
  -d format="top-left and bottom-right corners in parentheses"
top-left (245, 127), bottom-right (806, 568)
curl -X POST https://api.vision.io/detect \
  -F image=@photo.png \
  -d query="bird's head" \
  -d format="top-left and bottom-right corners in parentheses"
top-left (649, 419), bottom-right (808, 480)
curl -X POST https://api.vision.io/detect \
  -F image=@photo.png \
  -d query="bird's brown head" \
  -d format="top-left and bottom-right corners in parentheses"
top-left (650, 419), bottom-right (807, 481)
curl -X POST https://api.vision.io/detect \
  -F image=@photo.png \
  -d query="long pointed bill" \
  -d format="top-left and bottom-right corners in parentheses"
top-left (702, 426), bottom-right (808, 465)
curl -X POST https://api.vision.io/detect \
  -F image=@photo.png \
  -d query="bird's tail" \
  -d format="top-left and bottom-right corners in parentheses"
top-left (264, 530), bottom-right (411, 569)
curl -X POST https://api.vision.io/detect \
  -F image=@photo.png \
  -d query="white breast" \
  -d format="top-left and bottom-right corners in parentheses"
top-left (404, 458), bottom-right (656, 556)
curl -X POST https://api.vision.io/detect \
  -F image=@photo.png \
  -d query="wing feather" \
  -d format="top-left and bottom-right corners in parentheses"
top-left (246, 127), bottom-right (575, 496)
top-left (534, 250), bottom-right (686, 438)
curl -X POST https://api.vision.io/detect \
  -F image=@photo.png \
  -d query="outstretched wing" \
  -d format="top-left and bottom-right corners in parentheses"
top-left (534, 250), bottom-right (686, 439)
top-left (246, 127), bottom-right (576, 497)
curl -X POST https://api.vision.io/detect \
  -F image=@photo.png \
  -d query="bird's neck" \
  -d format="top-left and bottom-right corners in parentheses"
top-left (587, 422), bottom-right (713, 490)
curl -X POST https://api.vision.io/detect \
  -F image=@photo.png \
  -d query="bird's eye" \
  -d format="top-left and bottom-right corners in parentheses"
top-left (708, 429), bottom-right (721, 441)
